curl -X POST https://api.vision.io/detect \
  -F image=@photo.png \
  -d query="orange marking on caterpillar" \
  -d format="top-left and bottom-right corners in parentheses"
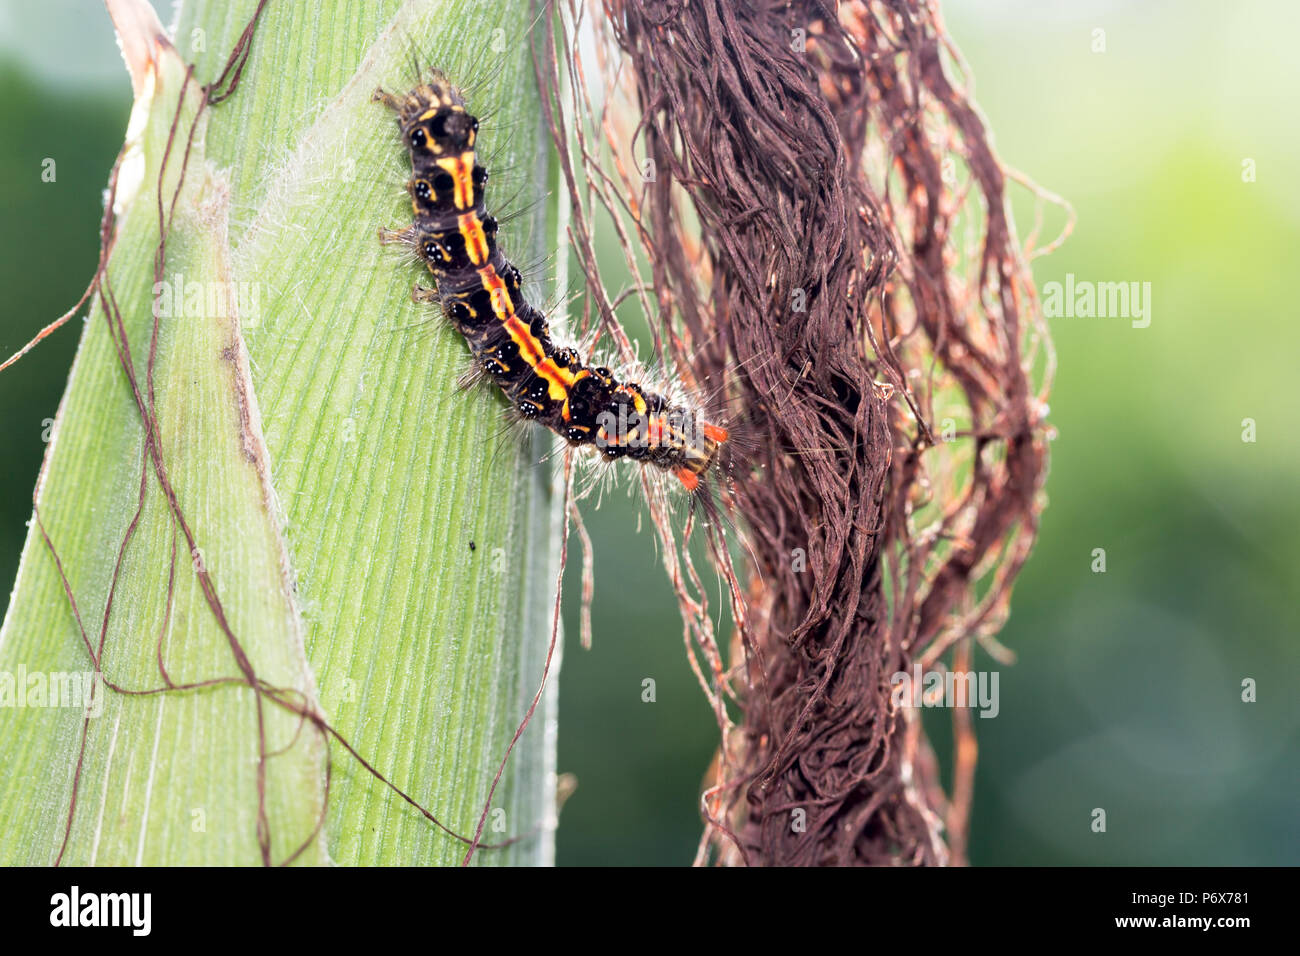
top-left (504, 316), bottom-right (542, 363)
top-left (459, 213), bottom-right (489, 265)
top-left (437, 153), bottom-right (475, 210)
top-left (703, 423), bottom-right (730, 443)
top-left (479, 266), bottom-right (514, 320)
top-left (500, 316), bottom-right (573, 400)
top-left (674, 468), bottom-right (701, 492)
top-left (535, 359), bottom-right (577, 401)
top-left (561, 369), bottom-right (591, 422)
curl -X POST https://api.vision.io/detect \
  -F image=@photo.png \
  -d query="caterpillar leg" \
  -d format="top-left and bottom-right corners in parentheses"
top-left (379, 225), bottom-right (415, 246)
top-left (411, 283), bottom-right (439, 304)
top-left (371, 87), bottom-right (404, 112)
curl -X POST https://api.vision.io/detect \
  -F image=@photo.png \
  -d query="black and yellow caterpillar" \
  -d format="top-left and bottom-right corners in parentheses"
top-left (374, 72), bottom-right (729, 491)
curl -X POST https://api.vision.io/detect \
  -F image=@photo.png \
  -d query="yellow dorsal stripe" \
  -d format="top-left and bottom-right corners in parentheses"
top-left (502, 318), bottom-right (574, 402)
top-left (480, 266), bottom-right (514, 321)
top-left (434, 151), bottom-right (476, 210)
top-left (459, 213), bottom-right (489, 266)
top-left (561, 369), bottom-right (590, 422)
top-left (479, 268), bottom-right (576, 404)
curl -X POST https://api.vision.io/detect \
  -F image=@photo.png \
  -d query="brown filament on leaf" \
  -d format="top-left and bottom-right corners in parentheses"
top-left (12, 0), bottom-right (534, 866)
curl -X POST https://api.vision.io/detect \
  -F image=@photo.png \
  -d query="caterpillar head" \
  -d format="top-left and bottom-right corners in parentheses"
top-left (384, 76), bottom-right (479, 156)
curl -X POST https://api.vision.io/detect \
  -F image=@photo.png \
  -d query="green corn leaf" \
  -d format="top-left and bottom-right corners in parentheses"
top-left (0, 0), bottom-right (562, 866)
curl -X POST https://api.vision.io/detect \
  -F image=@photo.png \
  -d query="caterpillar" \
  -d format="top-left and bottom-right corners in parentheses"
top-left (373, 72), bottom-right (730, 492)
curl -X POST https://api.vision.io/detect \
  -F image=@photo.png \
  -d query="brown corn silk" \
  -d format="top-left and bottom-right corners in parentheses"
top-left (539, 0), bottom-right (1066, 865)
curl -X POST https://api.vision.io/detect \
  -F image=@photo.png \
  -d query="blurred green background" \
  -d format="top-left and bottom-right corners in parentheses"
top-left (1, 0), bottom-right (1295, 865)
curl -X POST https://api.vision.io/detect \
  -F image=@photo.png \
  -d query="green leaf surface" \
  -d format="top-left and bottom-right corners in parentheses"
top-left (0, 0), bottom-right (561, 866)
